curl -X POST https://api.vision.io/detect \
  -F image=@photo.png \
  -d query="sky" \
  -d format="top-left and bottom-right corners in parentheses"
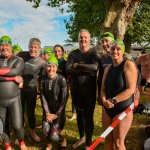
top-left (0, 0), bottom-right (71, 51)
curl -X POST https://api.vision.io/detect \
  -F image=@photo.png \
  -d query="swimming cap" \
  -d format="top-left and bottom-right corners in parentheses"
top-left (47, 56), bottom-right (58, 66)
top-left (0, 35), bottom-right (12, 45)
top-left (12, 44), bottom-right (22, 53)
top-left (100, 32), bottom-right (114, 41)
top-left (72, 47), bottom-right (78, 51)
top-left (111, 39), bottom-right (125, 54)
top-left (44, 47), bottom-right (53, 54)
top-left (146, 48), bottom-right (150, 54)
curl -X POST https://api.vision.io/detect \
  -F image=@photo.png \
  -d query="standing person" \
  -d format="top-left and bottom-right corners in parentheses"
top-left (101, 39), bottom-right (138, 150)
top-left (12, 44), bottom-right (22, 56)
top-left (39, 56), bottom-right (67, 150)
top-left (43, 47), bottom-right (54, 61)
top-left (135, 48), bottom-right (150, 102)
top-left (18, 38), bottom-right (46, 142)
top-left (0, 35), bottom-right (28, 150)
top-left (66, 29), bottom-right (99, 150)
top-left (53, 44), bottom-right (68, 81)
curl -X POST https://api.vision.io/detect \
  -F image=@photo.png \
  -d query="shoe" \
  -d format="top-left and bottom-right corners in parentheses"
top-left (58, 138), bottom-right (67, 150)
top-left (72, 137), bottom-right (85, 149)
top-left (69, 114), bottom-right (77, 121)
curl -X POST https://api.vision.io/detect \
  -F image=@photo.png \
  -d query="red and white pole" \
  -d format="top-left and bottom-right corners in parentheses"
top-left (90, 102), bottom-right (134, 150)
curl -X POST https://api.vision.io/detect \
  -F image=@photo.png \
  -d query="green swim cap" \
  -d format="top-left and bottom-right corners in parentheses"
top-left (0, 35), bottom-right (12, 45)
top-left (72, 47), bottom-right (78, 51)
top-left (101, 32), bottom-right (114, 41)
top-left (111, 39), bottom-right (125, 54)
top-left (40, 49), bottom-right (45, 54)
top-left (12, 45), bottom-right (22, 53)
top-left (146, 48), bottom-right (150, 54)
top-left (47, 56), bottom-right (58, 66)
top-left (44, 47), bottom-right (53, 54)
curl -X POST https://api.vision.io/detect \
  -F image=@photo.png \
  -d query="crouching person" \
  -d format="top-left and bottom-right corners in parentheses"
top-left (39, 56), bottom-right (67, 150)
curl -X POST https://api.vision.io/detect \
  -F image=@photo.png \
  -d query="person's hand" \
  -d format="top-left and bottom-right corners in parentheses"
top-left (46, 113), bottom-right (58, 123)
top-left (15, 76), bottom-right (23, 83)
top-left (72, 63), bottom-right (77, 69)
top-left (102, 99), bottom-right (114, 108)
top-left (134, 88), bottom-right (140, 100)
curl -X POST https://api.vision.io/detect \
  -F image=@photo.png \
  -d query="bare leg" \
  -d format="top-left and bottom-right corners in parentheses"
top-left (30, 129), bottom-right (40, 142)
top-left (113, 111), bottom-right (133, 150)
top-left (102, 108), bottom-right (114, 150)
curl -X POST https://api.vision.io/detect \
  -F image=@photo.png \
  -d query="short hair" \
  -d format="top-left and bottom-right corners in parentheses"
top-left (78, 29), bottom-right (91, 40)
top-left (29, 38), bottom-right (41, 46)
top-left (53, 44), bottom-right (64, 52)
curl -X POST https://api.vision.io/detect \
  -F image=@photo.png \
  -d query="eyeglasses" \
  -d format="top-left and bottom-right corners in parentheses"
top-left (0, 40), bottom-right (12, 45)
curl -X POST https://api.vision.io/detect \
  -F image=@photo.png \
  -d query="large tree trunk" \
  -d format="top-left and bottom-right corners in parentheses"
top-left (101, 0), bottom-right (140, 40)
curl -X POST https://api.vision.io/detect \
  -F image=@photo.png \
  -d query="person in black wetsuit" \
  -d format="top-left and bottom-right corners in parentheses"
top-left (66, 29), bottom-right (99, 150)
top-left (0, 35), bottom-right (28, 150)
top-left (101, 39), bottom-right (138, 150)
top-left (39, 56), bottom-right (67, 150)
top-left (17, 38), bottom-right (46, 142)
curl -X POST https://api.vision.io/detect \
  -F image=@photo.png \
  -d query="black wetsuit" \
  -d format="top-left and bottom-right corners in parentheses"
top-left (18, 52), bottom-right (46, 129)
top-left (57, 58), bottom-right (67, 81)
top-left (39, 73), bottom-right (67, 142)
top-left (66, 49), bottom-right (98, 146)
top-left (0, 55), bottom-right (24, 143)
top-left (104, 60), bottom-right (133, 118)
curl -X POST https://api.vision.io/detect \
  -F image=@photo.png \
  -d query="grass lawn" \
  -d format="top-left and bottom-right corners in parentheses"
top-left (0, 91), bottom-right (149, 150)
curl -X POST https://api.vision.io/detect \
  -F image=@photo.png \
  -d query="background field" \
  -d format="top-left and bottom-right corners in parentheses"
top-left (0, 91), bottom-right (149, 150)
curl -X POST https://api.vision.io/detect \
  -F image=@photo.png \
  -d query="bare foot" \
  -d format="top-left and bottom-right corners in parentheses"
top-left (46, 143), bottom-right (52, 150)
top-left (30, 130), bottom-right (40, 142)
top-left (20, 144), bottom-right (28, 150)
top-left (69, 114), bottom-right (77, 121)
top-left (60, 138), bottom-right (67, 147)
top-left (15, 139), bottom-right (19, 145)
top-left (85, 146), bottom-right (90, 150)
top-left (72, 137), bottom-right (85, 149)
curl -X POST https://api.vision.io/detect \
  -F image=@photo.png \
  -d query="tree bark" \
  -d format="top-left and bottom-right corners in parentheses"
top-left (100, 0), bottom-right (140, 40)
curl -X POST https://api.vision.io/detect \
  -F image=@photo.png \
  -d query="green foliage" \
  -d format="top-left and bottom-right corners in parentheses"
top-left (126, 1), bottom-right (150, 47)
top-left (26, 0), bottom-right (150, 47)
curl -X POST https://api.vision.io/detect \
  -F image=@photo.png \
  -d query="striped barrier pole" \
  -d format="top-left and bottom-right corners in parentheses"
top-left (90, 102), bottom-right (134, 150)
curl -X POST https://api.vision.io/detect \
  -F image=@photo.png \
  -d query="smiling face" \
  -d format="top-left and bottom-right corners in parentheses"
top-left (0, 42), bottom-right (12, 57)
top-left (28, 43), bottom-right (41, 58)
top-left (46, 64), bottom-right (57, 78)
top-left (54, 46), bottom-right (64, 60)
top-left (101, 38), bottom-right (112, 53)
top-left (110, 44), bottom-right (123, 61)
top-left (78, 31), bottom-right (91, 52)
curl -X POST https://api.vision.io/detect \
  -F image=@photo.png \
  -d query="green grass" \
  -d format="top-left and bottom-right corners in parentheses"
top-left (0, 92), bottom-right (149, 150)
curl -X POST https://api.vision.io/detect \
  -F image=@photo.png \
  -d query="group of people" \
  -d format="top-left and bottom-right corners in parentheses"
top-left (0, 29), bottom-right (149, 150)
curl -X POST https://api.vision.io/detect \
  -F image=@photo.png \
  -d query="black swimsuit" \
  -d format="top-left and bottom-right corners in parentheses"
top-left (104, 60), bottom-right (133, 118)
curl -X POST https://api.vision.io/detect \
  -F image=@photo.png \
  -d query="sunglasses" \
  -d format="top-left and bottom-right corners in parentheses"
top-left (0, 40), bottom-right (12, 45)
